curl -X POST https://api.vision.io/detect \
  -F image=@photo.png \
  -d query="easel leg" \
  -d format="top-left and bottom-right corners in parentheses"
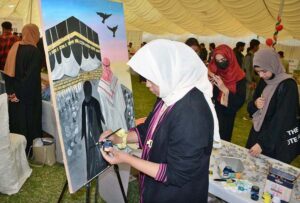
top-left (57, 178), bottom-right (99, 203)
top-left (57, 180), bottom-right (68, 203)
top-left (95, 176), bottom-right (99, 203)
top-left (113, 164), bottom-right (128, 203)
top-left (86, 182), bottom-right (91, 203)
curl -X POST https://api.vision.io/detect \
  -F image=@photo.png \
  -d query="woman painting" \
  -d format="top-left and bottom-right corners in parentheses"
top-left (100, 39), bottom-right (220, 203)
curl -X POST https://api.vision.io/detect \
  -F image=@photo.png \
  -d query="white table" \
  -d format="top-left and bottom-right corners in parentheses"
top-left (41, 100), bottom-right (63, 163)
top-left (209, 141), bottom-right (300, 203)
top-left (131, 141), bottom-right (300, 203)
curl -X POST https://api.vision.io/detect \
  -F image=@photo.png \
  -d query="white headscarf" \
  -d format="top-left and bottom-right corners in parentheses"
top-left (127, 39), bottom-right (221, 147)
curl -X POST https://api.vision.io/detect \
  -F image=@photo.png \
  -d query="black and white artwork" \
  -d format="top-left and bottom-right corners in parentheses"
top-left (81, 81), bottom-right (105, 180)
top-left (56, 80), bottom-right (108, 191)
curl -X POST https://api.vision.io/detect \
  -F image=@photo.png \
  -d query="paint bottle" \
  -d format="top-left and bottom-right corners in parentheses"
top-left (102, 140), bottom-right (113, 152)
top-left (262, 192), bottom-right (271, 203)
top-left (250, 185), bottom-right (260, 201)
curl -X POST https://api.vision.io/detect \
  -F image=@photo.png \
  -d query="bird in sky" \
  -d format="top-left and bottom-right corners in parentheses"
top-left (96, 12), bottom-right (112, 24)
top-left (107, 25), bottom-right (118, 37)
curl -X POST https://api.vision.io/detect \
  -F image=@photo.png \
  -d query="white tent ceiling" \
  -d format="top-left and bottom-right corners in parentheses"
top-left (0, 0), bottom-right (40, 29)
top-left (119, 0), bottom-right (300, 40)
top-left (1, 0), bottom-right (300, 39)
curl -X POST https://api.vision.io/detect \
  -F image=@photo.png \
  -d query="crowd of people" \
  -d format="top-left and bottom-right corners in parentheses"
top-left (1, 20), bottom-right (299, 202)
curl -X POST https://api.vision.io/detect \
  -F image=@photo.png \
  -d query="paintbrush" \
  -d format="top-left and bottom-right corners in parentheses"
top-left (91, 128), bottom-right (122, 148)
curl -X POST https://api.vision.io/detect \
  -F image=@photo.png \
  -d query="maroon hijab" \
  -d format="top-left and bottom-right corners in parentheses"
top-left (209, 44), bottom-right (245, 100)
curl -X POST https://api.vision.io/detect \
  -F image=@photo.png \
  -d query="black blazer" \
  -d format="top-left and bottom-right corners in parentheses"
top-left (136, 88), bottom-right (214, 203)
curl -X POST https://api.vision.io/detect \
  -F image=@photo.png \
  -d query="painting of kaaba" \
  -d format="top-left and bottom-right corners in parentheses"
top-left (40, 0), bottom-right (132, 194)
top-left (43, 16), bottom-right (109, 193)
top-left (45, 16), bottom-right (102, 81)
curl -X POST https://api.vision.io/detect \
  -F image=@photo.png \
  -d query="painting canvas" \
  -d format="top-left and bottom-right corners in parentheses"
top-left (40, 0), bottom-right (134, 193)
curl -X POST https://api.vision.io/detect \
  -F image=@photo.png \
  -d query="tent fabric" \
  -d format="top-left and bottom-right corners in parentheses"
top-left (0, 0), bottom-right (40, 28)
top-left (1, 0), bottom-right (300, 40)
top-left (120, 0), bottom-right (300, 40)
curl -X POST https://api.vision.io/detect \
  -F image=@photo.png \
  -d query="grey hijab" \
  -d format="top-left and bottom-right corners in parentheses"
top-left (252, 48), bottom-right (292, 132)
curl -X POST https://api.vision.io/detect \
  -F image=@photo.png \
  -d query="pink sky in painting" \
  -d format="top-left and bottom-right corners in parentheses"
top-left (100, 39), bottom-right (128, 62)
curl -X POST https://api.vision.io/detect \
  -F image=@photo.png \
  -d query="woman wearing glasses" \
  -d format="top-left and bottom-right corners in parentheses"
top-left (246, 49), bottom-right (299, 163)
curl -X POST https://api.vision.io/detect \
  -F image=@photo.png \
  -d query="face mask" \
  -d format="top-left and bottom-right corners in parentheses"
top-left (216, 60), bottom-right (229, 69)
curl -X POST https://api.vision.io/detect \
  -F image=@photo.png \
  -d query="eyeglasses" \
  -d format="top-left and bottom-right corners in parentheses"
top-left (255, 70), bottom-right (267, 74)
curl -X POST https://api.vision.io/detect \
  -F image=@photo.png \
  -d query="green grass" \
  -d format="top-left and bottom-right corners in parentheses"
top-left (130, 74), bottom-right (157, 118)
top-left (0, 73), bottom-right (298, 202)
top-left (0, 163), bottom-right (105, 203)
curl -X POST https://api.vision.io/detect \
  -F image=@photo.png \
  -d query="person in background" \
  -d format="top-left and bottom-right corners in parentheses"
top-left (208, 42), bottom-right (216, 63)
top-left (0, 21), bottom-right (19, 71)
top-left (37, 38), bottom-right (47, 71)
top-left (278, 51), bottom-right (289, 73)
top-left (246, 49), bottom-right (299, 163)
top-left (199, 43), bottom-right (208, 63)
top-left (246, 47), bottom-right (251, 54)
top-left (233, 41), bottom-right (245, 68)
top-left (3, 24), bottom-right (42, 153)
top-left (209, 44), bottom-right (246, 142)
top-left (13, 32), bottom-right (19, 40)
top-left (100, 39), bottom-right (220, 203)
top-left (128, 42), bottom-right (135, 58)
top-left (243, 39), bottom-right (260, 102)
top-left (185, 37), bottom-right (200, 54)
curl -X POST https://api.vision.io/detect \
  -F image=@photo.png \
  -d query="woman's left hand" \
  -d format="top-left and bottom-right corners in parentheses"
top-left (100, 147), bottom-right (128, 165)
top-left (8, 93), bottom-right (19, 102)
top-left (249, 143), bottom-right (262, 157)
